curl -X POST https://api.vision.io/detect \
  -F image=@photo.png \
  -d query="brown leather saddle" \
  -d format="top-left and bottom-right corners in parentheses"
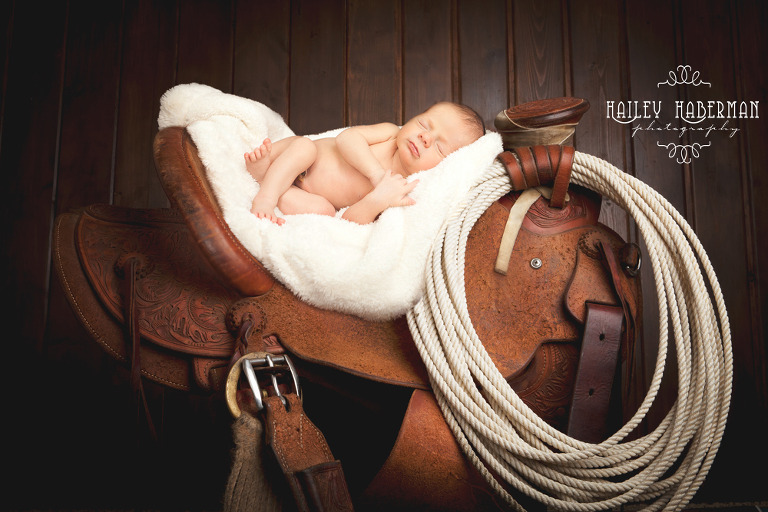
top-left (52, 97), bottom-right (641, 511)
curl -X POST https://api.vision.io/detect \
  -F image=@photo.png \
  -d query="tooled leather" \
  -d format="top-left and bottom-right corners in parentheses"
top-left (76, 205), bottom-right (242, 359)
top-left (507, 342), bottom-right (579, 431)
top-left (72, 204), bottom-right (430, 390)
top-left (565, 229), bottom-right (641, 326)
top-left (55, 212), bottom-right (194, 390)
top-left (465, 187), bottom-right (622, 379)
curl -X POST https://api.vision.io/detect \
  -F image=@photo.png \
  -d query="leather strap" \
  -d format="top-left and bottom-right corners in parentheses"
top-left (494, 188), bottom-right (543, 275)
top-left (567, 302), bottom-right (623, 443)
top-left (262, 394), bottom-right (354, 511)
top-left (550, 145), bottom-right (574, 208)
top-left (497, 145), bottom-right (574, 208)
top-left (118, 254), bottom-right (157, 439)
top-left (226, 334), bottom-right (355, 511)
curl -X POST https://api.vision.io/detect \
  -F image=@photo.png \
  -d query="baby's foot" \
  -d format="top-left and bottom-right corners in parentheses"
top-left (244, 138), bottom-right (273, 182)
top-left (250, 194), bottom-right (285, 225)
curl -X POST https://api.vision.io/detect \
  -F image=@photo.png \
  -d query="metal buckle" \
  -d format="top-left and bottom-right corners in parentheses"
top-left (242, 352), bottom-right (300, 411)
top-left (622, 242), bottom-right (642, 277)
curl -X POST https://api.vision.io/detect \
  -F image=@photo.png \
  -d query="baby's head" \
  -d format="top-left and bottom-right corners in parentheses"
top-left (397, 102), bottom-right (485, 174)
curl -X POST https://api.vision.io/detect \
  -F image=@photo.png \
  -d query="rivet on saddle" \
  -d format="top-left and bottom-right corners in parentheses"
top-left (52, 96), bottom-right (642, 511)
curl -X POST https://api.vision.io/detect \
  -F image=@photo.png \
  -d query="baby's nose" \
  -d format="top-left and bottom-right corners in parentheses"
top-left (419, 131), bottom-right (433, 147)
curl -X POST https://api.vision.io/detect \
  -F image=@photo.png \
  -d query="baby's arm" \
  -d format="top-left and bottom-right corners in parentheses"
top-left (335, 123), bottom-right (400, 185)
top-left (341, 170), bottom-right (418, 224)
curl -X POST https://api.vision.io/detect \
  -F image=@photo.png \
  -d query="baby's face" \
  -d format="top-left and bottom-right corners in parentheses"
top-left (396, 104), bottom-right (479, 175)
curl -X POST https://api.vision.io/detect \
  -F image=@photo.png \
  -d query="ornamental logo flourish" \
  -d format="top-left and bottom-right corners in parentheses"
top-left (605, 65), bottom-right (759, 164)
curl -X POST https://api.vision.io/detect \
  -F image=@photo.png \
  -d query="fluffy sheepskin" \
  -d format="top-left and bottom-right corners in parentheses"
top-left (158, 83), bottom-right (502, 320)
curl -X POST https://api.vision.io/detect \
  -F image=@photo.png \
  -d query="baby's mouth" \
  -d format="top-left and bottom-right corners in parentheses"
top-left (409, 141), bottom-right (419, 158)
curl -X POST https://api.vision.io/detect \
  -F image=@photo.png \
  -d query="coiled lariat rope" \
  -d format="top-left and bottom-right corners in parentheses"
top-left (406, 152), bottom-right (732, 512)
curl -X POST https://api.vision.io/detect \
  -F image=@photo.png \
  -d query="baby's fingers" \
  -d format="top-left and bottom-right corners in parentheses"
top-left (404, 178), bottom-right (419, 193)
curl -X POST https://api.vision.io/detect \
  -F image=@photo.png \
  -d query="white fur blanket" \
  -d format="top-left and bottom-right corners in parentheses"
top-left (158, 83), bottom-right (502, 320)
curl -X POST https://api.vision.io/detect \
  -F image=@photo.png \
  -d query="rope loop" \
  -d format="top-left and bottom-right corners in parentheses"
top-left (406, 153), bottom-right (732, 512)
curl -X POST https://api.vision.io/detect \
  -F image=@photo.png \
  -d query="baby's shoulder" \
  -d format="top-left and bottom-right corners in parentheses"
top-left (358, 122), bottom-right (400, 140)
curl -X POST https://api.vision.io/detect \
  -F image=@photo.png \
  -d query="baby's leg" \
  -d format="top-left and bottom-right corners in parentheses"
top-left (277, 186), bottom-right (336, 217)
top-left (249, 136), bottom-right (317, 223)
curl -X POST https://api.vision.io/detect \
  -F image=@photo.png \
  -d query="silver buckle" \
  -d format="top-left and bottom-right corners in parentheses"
top-left (242, 353), bottom-right (300, 411)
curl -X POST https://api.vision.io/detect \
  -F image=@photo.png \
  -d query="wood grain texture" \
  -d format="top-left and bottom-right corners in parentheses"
top-left (622, 0), bottom-right (685, 431)
top-left (347, 0), bottom-right (402, 125)
top-left (113, 0), bottom-right (177, 209)
top-left (568, 0), bottom-right (630, 240)
top-left (402, 0), bottom-right (453, 120)
top-left (513, 0), bottom-right (566, 103)
top-left (456, 0), bottom-right (508, 127)
top-left (289, 0), bottom-right (346, 134)
top-left (0, 0), bottom-right (67, 353)
top-left (679, 0), bottom-right (765, 500)
top-left (233, 0), bottom-right (291, 116)
top-left (56, 0), bottom-right (123, 212)
top-left (735, 0), bottom-right (768, 414)
top-left (176, 0), bottom-right (233, 92)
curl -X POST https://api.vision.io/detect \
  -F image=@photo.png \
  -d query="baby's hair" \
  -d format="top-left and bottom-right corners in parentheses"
top-left (432, 101), bottom-right (486, 140)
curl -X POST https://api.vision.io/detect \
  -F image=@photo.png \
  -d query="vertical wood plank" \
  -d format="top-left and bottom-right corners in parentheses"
top-left (347, 0), bottom-right (402, 126)
top-left (176, 0), bottom-right (233, 92)
top-left (568, 0), bottom-right (630, 240)
top-left (233, 0), bottom-right (291, 117)
top-left (736, 0), bottom-right (768, 413)
top-left (55, 0), bottom-right (124, 213)
top-left (679, 0), bottom-right (764, 501)
top-left (456, 0), bottom-right (508, 127)
top-left (513, 0), bottom-right (566, 104)
top-left (113, 0), bottom-right (177, 208)
top-left (289, 0), bottom-right (346, 134)
top-left (623, 0), bottom-right (686, 429)
top-left (402, 0), bottom-right (453, 120)
top-left (0, 0), bottom-right (66, 362)
top-left (681, 0), bottom-right (751, 391)
top-left (0, 1), bottom-right (14, 148)
top-left (41, 2), bottom-right (130, 500)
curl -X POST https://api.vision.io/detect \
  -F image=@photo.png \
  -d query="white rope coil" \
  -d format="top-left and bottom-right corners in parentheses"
top-left (406, 152), bottom-right (732, 512)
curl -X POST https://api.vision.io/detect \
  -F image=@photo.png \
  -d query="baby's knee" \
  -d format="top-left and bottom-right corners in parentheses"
top-left (316, 200), bottom-right (336, 217)
top-left (291, 136), bottom-right (317, 161)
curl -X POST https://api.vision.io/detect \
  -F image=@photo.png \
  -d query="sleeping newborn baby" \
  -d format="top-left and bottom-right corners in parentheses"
top-left (244, 102), bottom-right (485, 225)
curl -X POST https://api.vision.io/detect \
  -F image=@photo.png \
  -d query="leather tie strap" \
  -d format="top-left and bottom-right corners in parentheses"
top-left (567, 302), bottom-right (624, 443)
top-left (117, 253), bottom-right (157, 440)
top-left (497, 145), bottom-right (574, 208)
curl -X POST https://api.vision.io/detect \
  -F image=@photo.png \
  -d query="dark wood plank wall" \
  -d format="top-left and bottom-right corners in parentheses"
top-left (2, 0), bottom-right (766, 509)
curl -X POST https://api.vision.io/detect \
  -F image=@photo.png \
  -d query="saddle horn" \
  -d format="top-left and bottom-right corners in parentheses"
top-left (494, 97), bottom-right (590, 208)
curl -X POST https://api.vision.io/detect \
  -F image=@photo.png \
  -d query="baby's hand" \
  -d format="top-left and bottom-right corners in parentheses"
top-left (369, 170), bottom-right (419, 209)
